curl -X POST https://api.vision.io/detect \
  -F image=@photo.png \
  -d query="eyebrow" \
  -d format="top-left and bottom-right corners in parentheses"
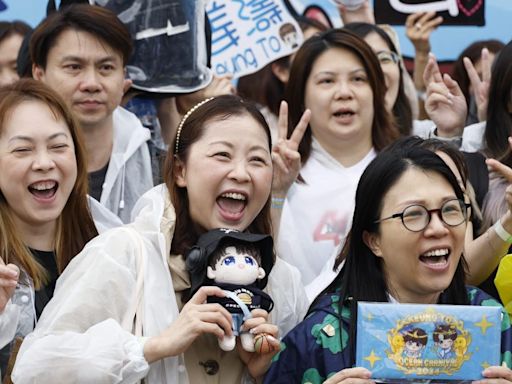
top-left (8, 132), bottom-right (69, 144)
top-left (313, 68), bottom-right (366, 76)
top-left (60, 55), bottom-right (119, 64)
top-left (397, 196), bottom-right (458, 207)
top-left (209, 140), bottom-right (269, 152)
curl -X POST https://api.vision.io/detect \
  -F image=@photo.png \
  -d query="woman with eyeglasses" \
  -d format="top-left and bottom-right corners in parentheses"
top-left (265, 141), bottom-right (512, 384)
top-left (344, 23), bottom-right (467, 143)
top-left (273, 29), bottom-right (399, 290)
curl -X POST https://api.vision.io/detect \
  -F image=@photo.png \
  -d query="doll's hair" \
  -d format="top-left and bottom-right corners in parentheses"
top-left (433, 324), bottom-right (457, 342)
top-left (403, 328), bottom-right (428, 346)
top-left (209, 239), bottom-right (262, 270)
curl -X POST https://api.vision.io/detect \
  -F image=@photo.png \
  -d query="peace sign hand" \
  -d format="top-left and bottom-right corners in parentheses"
top-left (464, 47), bottom-right (491, 122)
top-left (271, 101), bottom-right (311, 196)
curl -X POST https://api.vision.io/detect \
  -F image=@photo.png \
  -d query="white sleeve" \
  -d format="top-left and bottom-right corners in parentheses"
top-left (0, 300), bottom-right (20, 349)
top-left (267, 258), bottom-right (310, 338)
top-left (11, 230), bottom-right (150, 384)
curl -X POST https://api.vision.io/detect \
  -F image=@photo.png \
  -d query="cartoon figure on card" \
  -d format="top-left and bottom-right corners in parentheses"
top-left (433, 323), bottom-right (457, 359)
top-left (279, 23), bottom-right (299, 49)
top-left (185, 228), bottom-right (274, 353)
top-left (402, 327), bottom-right (428, 358)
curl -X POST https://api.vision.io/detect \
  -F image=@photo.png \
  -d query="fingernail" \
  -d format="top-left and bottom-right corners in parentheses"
top-left (267, 335), bottom-right (278, 343)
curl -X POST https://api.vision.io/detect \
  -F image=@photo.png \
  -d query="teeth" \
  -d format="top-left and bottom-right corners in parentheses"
top-left (422, 248), bottom-right (449, 257)
top-left (30, 181), bottom-right (56, 190)
top-left (221, 192), bottom-right (246, 201)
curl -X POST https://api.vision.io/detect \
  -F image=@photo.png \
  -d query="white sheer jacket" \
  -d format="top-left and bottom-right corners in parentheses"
top-left (12, 185), bottom-right (308, 384)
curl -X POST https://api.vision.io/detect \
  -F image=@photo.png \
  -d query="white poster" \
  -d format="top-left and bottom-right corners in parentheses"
top-left (207, 0), bottom-right (303, 78)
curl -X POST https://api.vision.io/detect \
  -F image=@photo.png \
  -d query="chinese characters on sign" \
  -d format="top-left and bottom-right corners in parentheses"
top-left (208, 0), bottom-right (303, 78)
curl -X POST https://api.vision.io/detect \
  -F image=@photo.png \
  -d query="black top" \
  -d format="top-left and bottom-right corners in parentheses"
top-left (207, 283), bottom-right (274, 314)
top-left (31, 249), bottom-right (58, 319)
top-left (88, 161), bottom-right (109, 202)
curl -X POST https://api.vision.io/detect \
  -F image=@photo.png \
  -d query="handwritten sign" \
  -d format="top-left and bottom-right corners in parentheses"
top-left (375, 0), bottom-right (485, 26)
top-left (207, 0), bottom-right (303, 78)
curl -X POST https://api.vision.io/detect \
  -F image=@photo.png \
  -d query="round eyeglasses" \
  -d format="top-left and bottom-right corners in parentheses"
top-left (374, 198), bottom-right (470, 232)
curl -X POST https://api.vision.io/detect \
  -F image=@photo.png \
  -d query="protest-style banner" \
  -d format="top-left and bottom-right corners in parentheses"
top-left (375, 0), bottom-right (485, 26)
top-left (207, 0), bottom-right (304, 79)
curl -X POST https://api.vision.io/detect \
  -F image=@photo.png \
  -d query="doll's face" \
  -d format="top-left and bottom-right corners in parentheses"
top-left (405, 340), bottom-right (424, 353)
top-left (439, 338), bottom-right (454, 349)
top-left (207, 245), bottom-right (266, 285)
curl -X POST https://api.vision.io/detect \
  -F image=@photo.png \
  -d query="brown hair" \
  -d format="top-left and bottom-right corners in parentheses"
top-left (164, 95), bottom-right (273, 256)
top-left (0, 79), bottom-right (97, 288)
top-left (285, 28), bottom-right (398, 166)
top-left (30, 4), bottom-right (133, 69)
top-left (403, 328), bottom-right (428, 346)
top-left (0, 21), bottom-right (31, 44)
top-left (279, 23), bottom-right (297, 40)
top-left (433, 324), bottom-right (457, 343)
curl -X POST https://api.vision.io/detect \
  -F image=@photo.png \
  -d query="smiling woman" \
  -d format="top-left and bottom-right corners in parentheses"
top-left (12, 94), bottom-right (308, 384)
top-left (265, 140), bottom-right (512, 384)
top-left (0, 78), bottom-right (97, 380)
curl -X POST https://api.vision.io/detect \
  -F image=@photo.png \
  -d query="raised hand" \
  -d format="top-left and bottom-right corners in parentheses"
top-left (271, 101), bottom-right (311, 196)
top-left (464, 47), bottom-right (491, 122)
top-left (424, 54), bottom-right (467, 137)
top-left (337, 0), bottom-right (375, 25)
top-left (486, 137), bottom-right (512, 214)
top-left (143, 286), bottom-right (233, 363)
top-left (0, 258), bottom-right (19, 312)
top-left (405, 12), bottom-right (443, 54)
top-left (423, 52), bottom-right (443, 87)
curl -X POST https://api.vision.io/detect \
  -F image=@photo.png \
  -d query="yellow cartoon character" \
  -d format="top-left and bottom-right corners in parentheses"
top-left (454, 335), bottom-right (468, 357)
top-left (389, 333), bottom-right (405, 355)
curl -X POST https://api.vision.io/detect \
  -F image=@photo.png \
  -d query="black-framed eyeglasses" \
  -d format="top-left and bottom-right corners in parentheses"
top-left (374, 198), bottom-right (470, 232)
top-left (376, 50), bottom-right (400, 65)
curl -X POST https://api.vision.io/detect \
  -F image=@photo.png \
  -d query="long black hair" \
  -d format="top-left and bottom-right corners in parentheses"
top-left (329, 138), bottom-right (469, 366)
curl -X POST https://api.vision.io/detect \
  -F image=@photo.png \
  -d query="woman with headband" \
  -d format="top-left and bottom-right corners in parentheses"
top-left (13, 95), bottom-right (310, 383)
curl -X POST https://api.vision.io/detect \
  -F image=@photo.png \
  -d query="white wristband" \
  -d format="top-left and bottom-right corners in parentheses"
top-left (493, 219), bottom-right (512, 244)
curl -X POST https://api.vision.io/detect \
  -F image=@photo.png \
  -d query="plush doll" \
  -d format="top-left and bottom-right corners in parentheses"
top-left (185, 228), bottom-right (274, 352)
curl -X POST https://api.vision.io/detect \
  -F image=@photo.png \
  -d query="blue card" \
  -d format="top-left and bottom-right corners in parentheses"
top-left (356, 302), bottom-right (502, 382)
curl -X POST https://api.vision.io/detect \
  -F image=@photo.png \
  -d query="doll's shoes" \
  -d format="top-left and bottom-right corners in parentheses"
top-left (241, 333), bottom-right (255, 352)
top-left (219, 335), bottom-right (236, 351)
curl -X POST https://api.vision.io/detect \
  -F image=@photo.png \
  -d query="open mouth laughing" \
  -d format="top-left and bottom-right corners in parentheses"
top-left (216, 192), bottom-right (248, 221)
top-left (28, 180), bottom-right (58, 200)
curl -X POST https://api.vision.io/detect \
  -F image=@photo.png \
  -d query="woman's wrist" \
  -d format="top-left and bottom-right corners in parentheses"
top-left (143, 335), bottom-right (172, 364)
top-left (271, 196), bottom-right (286, 209)
top-left (493, 215), bottom-right (512, 244)
top-left (499, 211), bottom-right (512, 234)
